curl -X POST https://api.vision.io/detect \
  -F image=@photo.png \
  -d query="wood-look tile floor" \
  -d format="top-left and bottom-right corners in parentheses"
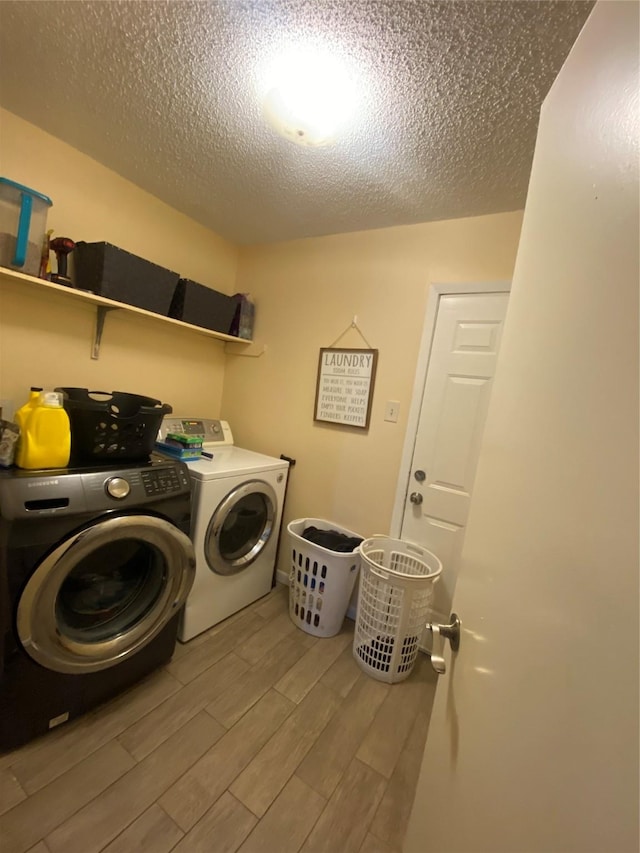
top-left (0, 585), bottom-right (438, 853)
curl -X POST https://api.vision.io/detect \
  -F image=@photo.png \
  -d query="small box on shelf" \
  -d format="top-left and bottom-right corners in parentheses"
top-left (229, 293), bottom-right (255, 340)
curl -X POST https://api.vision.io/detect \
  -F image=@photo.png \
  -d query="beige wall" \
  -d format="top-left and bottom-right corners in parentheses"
top-left (0, 109), bottom-right (523, 565)
top-left (0, 109), bottom-right (238, 417)
top-left (224, 211), bottom-right (523, 572)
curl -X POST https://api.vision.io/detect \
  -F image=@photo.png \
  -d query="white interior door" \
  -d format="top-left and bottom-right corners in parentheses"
top-left (403, 3), bottom-right (639, 851)
top-left (400, 292), bottom-right (508, 622)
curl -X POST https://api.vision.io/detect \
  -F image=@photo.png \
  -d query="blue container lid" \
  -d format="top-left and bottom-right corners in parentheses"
top-left (0, 177), bottom-right (52, 206)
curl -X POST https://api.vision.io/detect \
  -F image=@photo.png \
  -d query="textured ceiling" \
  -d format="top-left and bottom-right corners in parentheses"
top-left (0, 1), bottom-right (593, 245)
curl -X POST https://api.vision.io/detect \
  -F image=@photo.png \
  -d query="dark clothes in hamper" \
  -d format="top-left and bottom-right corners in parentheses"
top-left (302, 526), bottom-right (363, 553)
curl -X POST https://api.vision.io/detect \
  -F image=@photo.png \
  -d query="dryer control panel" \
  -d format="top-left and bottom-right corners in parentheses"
top-left (158, 418), bottom-right (233, 448)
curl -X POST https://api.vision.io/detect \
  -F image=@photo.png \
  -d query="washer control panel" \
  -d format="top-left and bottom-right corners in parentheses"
top-left (0, 459), bottom-right (191, 519)
top-left (141, 466), bottom-right (185, 497)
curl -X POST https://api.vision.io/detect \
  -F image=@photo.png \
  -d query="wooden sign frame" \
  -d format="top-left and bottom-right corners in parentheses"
top-left (314, 347), bottom-right (378, 429)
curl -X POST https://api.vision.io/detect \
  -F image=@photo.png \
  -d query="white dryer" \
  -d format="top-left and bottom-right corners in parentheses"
top-left (158, 418), bottom-right (289, 641)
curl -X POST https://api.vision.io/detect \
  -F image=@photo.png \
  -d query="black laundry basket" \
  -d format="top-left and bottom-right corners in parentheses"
top-left (56, 388), bottom-right (172, 464)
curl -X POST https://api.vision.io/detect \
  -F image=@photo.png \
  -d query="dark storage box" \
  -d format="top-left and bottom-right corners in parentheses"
top-left (169, 278), bottom-right (237, 334)
top-left (74, 241), bottom-right (179, 316)
top-left (56, 387), bottom-right (172, 464)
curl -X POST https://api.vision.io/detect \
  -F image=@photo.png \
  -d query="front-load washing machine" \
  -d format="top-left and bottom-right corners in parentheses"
top-left (158, 418), bottom-right (289, 641)
top-left (0, 457), bottom-right (195, 751)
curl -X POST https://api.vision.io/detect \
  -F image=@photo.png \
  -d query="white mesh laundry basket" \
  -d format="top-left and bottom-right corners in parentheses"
top-left (288, 518), bottom-right (361, 638)
top-left (353, 536), bottom-right (442, 683)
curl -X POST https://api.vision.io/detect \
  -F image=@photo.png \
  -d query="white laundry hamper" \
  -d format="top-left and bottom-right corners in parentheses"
top-left (288, 518), bottom-right (361, 638)
top-left (353, 536), bottom-right (442, 683)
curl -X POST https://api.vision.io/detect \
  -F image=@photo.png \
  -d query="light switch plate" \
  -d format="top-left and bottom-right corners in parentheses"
top-left (384, 400), bottom-right (400, 423)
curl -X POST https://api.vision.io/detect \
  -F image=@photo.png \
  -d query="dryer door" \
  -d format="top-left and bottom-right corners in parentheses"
top-left (205, 479), bottom-right (277, 575)
top-left (17, 514), bottom-right (195, 674)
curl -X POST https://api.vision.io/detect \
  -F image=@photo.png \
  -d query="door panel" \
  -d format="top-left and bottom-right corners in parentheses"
top-left (403, 5), bottom-right (639, 851)
top-left (401, 292), bottom-right (508, 620)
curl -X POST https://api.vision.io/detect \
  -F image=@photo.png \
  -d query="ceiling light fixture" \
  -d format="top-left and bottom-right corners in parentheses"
top-left (262, 45), bottom-right (358, 148)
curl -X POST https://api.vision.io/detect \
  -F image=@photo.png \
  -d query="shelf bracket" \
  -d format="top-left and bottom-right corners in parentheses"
top-left (224, 340), bottom-right (267, 358)
top-left (92, 306), bottom-right (119, 360)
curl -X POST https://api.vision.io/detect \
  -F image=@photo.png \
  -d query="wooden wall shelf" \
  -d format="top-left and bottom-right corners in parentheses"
top-left (0, 266), bottom-right (253, 359)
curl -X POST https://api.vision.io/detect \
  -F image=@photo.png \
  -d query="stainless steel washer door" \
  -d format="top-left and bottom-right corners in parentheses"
top-left (205, 479), bottom-right (276, 575)
top-left (17, 514), bottom-right (196, 674)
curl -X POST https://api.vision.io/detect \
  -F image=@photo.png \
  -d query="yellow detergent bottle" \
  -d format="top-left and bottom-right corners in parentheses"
top-left (14, 386), bottom-right (42, 435)
top-left (15, 390), bottom-right (71, 469)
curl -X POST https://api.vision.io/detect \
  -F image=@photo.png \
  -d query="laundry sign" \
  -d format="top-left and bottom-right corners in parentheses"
top-left (314, 348), bottom-right (378, 429)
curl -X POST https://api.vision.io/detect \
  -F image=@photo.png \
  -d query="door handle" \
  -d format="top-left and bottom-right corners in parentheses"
top-left (426, 613), bottom-right (461, 674)
top-left (409, 492), bottom-right (423, 505)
